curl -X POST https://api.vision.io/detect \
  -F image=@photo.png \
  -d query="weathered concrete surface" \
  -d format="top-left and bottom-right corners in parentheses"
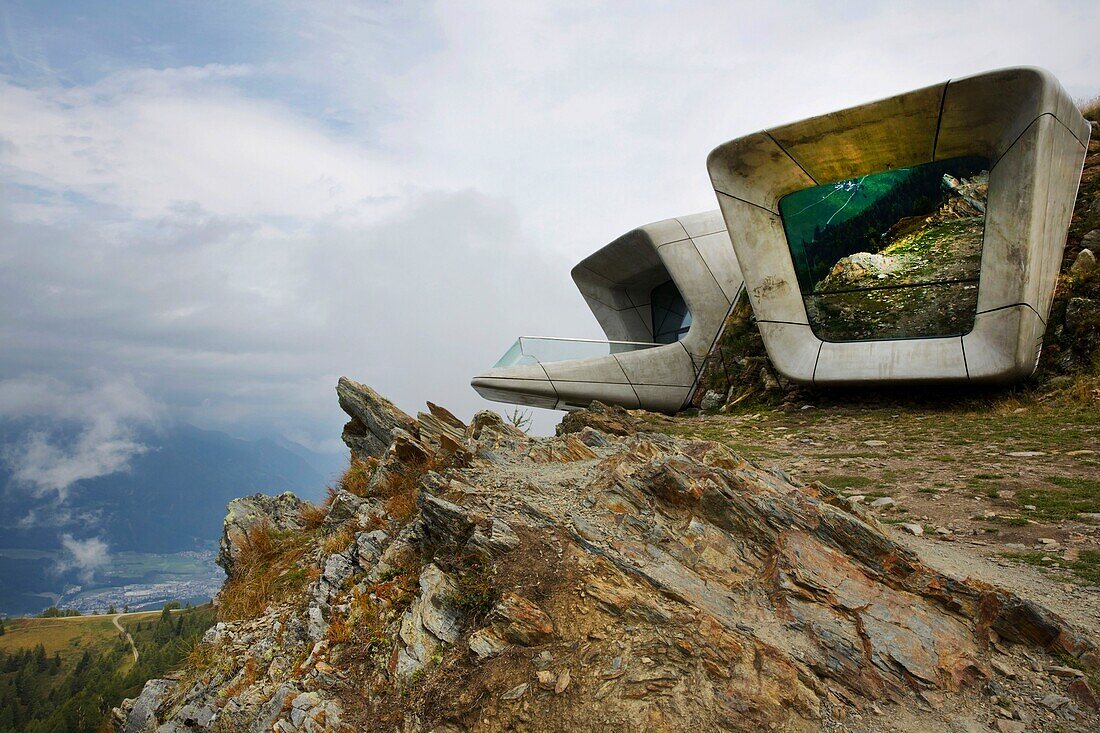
top-left (708, 66), bottom-right (1090, 386)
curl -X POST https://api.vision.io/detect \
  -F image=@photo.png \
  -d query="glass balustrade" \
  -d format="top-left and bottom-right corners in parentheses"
top-left (493, 336), bottom-right (661, 368)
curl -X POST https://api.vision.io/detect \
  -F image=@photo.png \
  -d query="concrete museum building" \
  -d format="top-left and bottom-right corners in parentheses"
top-left (472, 67), bottom-right (1090, 411)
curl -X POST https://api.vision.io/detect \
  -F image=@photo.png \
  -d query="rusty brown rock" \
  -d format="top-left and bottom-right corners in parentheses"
top-left (488, 593), bottom-right (554, 646)
top-left (1069, 678), bottom-right (1100, 710)
top-left (556, 400), bottom-right (639, 437)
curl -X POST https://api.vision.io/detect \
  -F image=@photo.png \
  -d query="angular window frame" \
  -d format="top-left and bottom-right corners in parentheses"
top-left (707, 67), bottom-right (1090, 385)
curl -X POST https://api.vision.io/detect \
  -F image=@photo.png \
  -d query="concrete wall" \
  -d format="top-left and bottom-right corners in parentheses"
top-left (707, 67), bottom-right (1090, 385)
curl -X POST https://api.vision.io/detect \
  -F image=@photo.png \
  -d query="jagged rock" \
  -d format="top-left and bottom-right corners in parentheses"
top-left (391, 428), bottom-right (431, 464)
top-left (525, 434), bottom-right (598, 463)
top-left (337, 376), bottom-right (418, 459)
top-left (418, 490), bottom-right (475, 550)
top-left (316, 548), bottom-right (357, 604)
top-left (323, 489), bottom-right (379, 527)
top-left (466, 518), bottom-right (520, 562)
top-left (1069, 678), bottom-right (1100, 710)
top-left (418, 402), bottom-right (467, 450)
top-left (217, 492), bottom-right (308, 576)
top-left (356, 529), bottom-right (387, 568)
top-left (700, 390), bottom-right (725, 411)
top-left (1070, 247), bottom-right (1097, 278)
top-left (1066, 297), bottom-right (1100, 336)
top-left (467, 410), bottom-right (528, 456)
top-left (487, 593), bottom-right (554, 645)
top-left (140, 384), bottom-right (1100, 733)
top-left (395, 564), bottom-right (463, 678)
top-left (468, 627), bottom-right (509, 659)
top-left (556, 400), bottom-right (638, 437)
top-left (119, 677), bottom-right (176, 733)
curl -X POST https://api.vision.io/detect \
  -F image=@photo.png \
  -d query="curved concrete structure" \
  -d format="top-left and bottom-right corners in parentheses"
top-left (472, 211), bottom-right (743, 412)
top-left (708, 67), bottom-right (1090, 385)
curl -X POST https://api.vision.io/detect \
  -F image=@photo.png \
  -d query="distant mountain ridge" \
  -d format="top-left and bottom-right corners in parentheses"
top-left (0, 421), bottom-right (342, 554)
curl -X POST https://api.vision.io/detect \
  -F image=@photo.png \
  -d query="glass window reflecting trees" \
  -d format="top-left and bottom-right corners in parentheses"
top-left (651, 280), bottom-right (692, 343)
top-left (778, 156), bottom-right (989, 341)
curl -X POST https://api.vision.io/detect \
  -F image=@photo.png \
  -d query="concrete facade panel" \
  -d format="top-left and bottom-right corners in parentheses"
top-left (677, 209), bottom-right (727, 238)
top-left (963, 306), bottom-right (1045, 383)
top-left (815, 338), bottom-right (967, 383)
top-left (631, 385), bottom-right (691, 413)
top-left (542, 354), bottom-right (631, 384)
top-left (715, 193), bottom-right (808, 325)
top-left (709, 66), bottom-right (1088, 387)
top-left (552, 381), bottom-right (640, 411)
top-left (707, 132), bottom-right (813, 212)
top-left (768, 82), bottom-right (944, 183)
top-left (756, 322), bottom-right (821, 385)
top-left (691, 230), bottom-right (744, 302)
top-left (613, 344), bottom-right (696, 388)
top-left (469, 377), bottom-right (558, 410)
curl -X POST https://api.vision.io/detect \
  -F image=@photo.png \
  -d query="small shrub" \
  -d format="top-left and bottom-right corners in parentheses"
top-left (446, 556), bottom-right (497, 623)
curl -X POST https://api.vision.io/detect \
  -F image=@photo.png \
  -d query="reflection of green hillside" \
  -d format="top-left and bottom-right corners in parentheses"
top-left (807, 215), bottom-right (984, 341)
top-left (782, 169), bottom-right (909, 253)
top-left (780, 156), bottom-right (988, 290)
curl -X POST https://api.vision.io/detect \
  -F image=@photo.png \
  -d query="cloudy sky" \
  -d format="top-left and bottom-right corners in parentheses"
top-left (1, 0), bottom-right (1098, 458)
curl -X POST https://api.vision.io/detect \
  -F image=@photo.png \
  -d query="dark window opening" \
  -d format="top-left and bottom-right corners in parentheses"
top-left (651, 280), bottom-right (692, 344)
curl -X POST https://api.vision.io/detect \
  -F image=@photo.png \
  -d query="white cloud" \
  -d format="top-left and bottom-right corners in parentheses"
top-left (0, 375), bottom-right (161, 500)
top-left (57, 533), bottom-right (110, 582)
top-left (0, 64), bottom-right (404, 222)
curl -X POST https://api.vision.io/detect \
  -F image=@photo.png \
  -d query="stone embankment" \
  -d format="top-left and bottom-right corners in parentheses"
top-left (115, 380), bottom-right (1100, 732)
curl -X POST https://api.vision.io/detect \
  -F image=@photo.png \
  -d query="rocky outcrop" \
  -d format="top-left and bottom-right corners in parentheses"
top-left (118, 383), bottom-right (1100, 733)
top-left (556, 400), bottom-right (639, 437)
top-left (216, 492), bottom-right (308, 576)
top-left (337, 376), bottom-right (418, 459)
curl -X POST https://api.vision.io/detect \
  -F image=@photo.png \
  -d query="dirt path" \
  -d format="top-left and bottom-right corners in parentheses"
top-left (113, 613), bottom-right (138, 662)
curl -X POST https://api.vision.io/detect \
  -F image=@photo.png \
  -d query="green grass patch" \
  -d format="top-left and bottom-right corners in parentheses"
top-left (1016, 476), bottom-right (1100, 520)
top-left (1003, 550), bottom-right (1100, 586)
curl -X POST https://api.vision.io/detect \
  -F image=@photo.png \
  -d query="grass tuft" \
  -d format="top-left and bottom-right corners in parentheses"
top-left (217, 523), bottom-right (313, 621)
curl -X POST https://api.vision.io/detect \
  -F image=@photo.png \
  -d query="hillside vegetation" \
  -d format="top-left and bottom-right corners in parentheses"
top-left (0, 605), bottom-right (214, 733)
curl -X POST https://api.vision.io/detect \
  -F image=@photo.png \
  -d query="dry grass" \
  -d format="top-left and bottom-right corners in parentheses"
top-left (223, 656), bottom-right (260, 699)
top-left (322, 526), bottom-right (357, 556)
top-left (217, 523), bottom-right (313, 621)
top-left (340, 457), bottom-right (378, 497)
top-left (299, 502), bottom-right (329, 531)
top-left (1080, 93), bottom-right (1100, 121)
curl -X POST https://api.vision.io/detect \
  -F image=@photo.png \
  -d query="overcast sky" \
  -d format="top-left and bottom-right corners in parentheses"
top-left (1, 0), bottom-right (1098, 458)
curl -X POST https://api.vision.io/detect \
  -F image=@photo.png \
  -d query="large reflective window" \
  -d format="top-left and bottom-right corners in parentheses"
top-left (651, 280), bottom-right (692, 343)
top-left (778, 156), bottom-right (989, 341)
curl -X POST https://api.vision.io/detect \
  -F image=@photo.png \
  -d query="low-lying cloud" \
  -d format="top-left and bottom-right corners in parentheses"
top-left (56, 533), bottom-right (110, 583)
top-left (0, 375), bottom-right (161, 502)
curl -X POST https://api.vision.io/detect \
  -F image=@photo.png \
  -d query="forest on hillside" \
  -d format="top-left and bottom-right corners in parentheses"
top-left (0, 605), bottom-right (215, 733)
